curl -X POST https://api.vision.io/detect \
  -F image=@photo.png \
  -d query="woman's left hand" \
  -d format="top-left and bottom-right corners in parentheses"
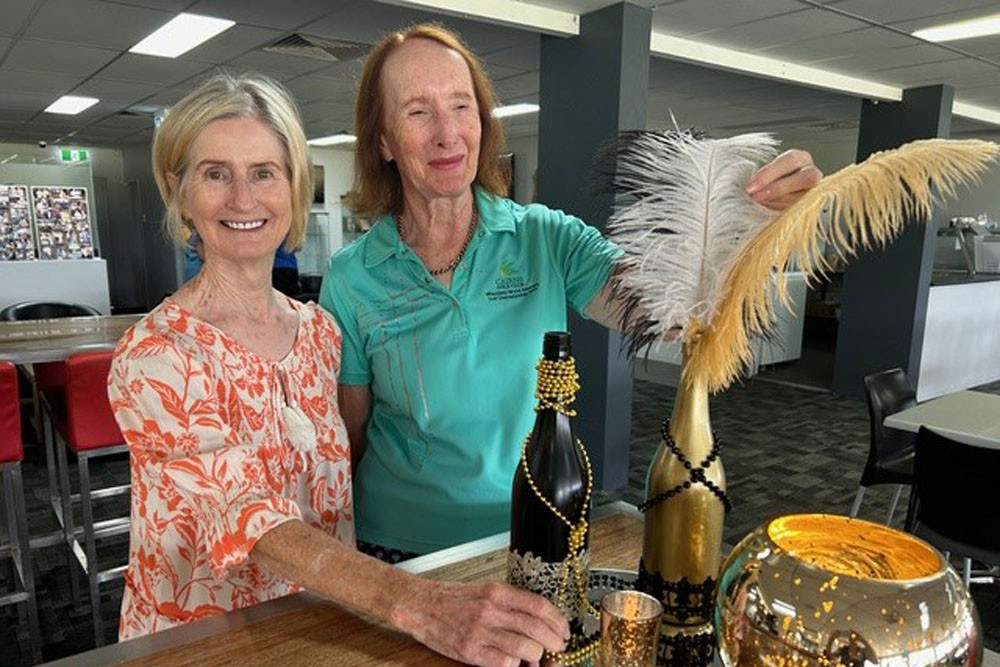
top-left (745, 149), bottom-right (823, 211)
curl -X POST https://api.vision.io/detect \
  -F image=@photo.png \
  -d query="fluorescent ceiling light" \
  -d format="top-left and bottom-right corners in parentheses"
top-left (308, 134), bottom-right (357, 146)
top-left (493, 103), bottom-right (540, 119)
top-left (913, 13), bottom-right (1000, 42)
top-left (44, 95), bottom-right (99, 115)
top-left (130, 13), bottom-right (235, 58)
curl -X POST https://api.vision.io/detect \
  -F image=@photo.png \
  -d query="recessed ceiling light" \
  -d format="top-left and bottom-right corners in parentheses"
top-left (912, 13), bottom-right (1000, 42)
top-left (493, 103), bottom-right (540, 119)
top-left (44, 95), bottom-right (99, 115)
top-left (307, 134), bottom-right (357, 146)
top-left (130, 13), bottom-right (235, 58)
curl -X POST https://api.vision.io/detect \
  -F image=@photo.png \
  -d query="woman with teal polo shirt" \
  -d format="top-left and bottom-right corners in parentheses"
top-left (320, 24), bottom-right (821, 562)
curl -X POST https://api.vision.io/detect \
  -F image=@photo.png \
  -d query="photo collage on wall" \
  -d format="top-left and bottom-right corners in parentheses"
top-left (31, 186), bottom-right (94, 260)
top-left (0, 184), bottom-right (36, 261)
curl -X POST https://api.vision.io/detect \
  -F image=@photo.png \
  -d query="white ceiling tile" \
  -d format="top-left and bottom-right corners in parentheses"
top-left (99, 0), bottom-right (193, 10)
top-left (182, 25), bottom-right (284, 63)
top-left (494, 71), bottom-right (539, 103)
top-left (0, 69), bottom-right (80, 96)
top-left (761, 27), bottom-right (917, 64)
top-left (651, 0), bottom-right (807, 37)
top-left (188, 0), bottom-right (350, 30)
top-left (831, 0), bottom-right (1000, 26)
top-left (697, 9), bottom-right (871, 52)
top-left (481, 37), bottom-right (539, 71)
top-left (98, 53), bottom-right (210, 86)
top-left (3, 38), bottom-right (119, 75)
top-left (24, 0), bottom-right (174, 50)
top-left (227, 50), bottom-right (329, 77)
top-left (303, 2), bottom-right (439, 45)
top-left (823, 44), bottom-right (964, 76)
top-left (306, 58), bottom-right (365, 83)
top-left (0, 0), bottom-right (40, 36)
top-left (875, 57), bottom-right (997, 86)
top-left (283, 75), bottom-right (355, 105)
top-left (72, 78), bottom-right (162, 106)
top-left (950, 34), bottom-right (1000, 58)
top-left (142, 85), bottom-right (197, 106)
top-left (93, 112), bottom-right (156, 130)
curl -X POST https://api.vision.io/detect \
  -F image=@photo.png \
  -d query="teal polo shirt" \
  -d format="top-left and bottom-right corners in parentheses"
top-left (320, 188), bottom-right (622, 554)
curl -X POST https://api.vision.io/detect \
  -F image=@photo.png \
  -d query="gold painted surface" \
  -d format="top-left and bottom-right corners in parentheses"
top-left (642, 370), bottom-right (726, 588)
top-left (768, 514), bottom-right (941, 580)
top-left (718, 515), bottom-right (981, 667)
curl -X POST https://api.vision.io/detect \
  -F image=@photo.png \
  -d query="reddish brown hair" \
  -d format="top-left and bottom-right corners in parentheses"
top-left (348, 23), bottom-right (507, 219)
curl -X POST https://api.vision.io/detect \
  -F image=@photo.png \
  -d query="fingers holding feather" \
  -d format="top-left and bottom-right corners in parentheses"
top-left (746, 150), bottom-right (823, 210)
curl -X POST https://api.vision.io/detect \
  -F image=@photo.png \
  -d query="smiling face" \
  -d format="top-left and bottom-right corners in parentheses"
top-left (175, 115), bottom-right (292, 268)
top-left (378, 38), bottom-right (482, 206)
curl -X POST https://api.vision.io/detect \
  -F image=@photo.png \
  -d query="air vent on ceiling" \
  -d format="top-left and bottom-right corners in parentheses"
top-left (264, 34), bottom-right (369, 62)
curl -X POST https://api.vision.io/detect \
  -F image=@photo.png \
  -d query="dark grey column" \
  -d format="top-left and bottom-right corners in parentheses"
top-left (832, 85), bottom-right (953, 399)
top-left (536, 2), bottom-right (651, 490)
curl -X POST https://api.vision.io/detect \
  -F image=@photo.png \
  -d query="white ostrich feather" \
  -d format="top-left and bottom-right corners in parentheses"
top-left (606, 130), bottom-right (779, 351)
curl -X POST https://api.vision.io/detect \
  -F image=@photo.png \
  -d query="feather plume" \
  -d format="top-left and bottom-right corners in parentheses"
top-left (605, 130), bottom-right (780, 357)
top-left (685, 138), bottom-right (999, 392)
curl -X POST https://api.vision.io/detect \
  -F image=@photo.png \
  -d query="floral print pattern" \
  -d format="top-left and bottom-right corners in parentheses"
top-left (108, 300), bottom-right (353, 640)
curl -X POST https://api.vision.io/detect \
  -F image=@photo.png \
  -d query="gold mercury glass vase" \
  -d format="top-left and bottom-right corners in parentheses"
top-left (638, 356), bottom-right (728, 667)
top-left (716, 514), bottom-right (981, 667)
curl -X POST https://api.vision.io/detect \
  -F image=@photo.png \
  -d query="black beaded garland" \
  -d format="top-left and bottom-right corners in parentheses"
top-left (637, 419), bottom-right (733, 513)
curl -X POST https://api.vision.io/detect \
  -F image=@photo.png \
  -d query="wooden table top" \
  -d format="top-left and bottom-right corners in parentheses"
top-left (45, 504), bottom-right (645, 667)
top-left (0, 314), bottom-right (142, 364)
top-left (884, 390), bottom-right (1000, 449)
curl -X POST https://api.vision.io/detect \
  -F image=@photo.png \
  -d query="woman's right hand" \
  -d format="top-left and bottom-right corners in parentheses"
top-left (391, 578), bottom-right (570, 667)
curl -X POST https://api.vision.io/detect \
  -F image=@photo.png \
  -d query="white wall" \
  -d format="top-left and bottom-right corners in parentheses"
top-left (506, 134), bottom-right (539, 205)
top-left (302, 145), bottom-right (355, 275)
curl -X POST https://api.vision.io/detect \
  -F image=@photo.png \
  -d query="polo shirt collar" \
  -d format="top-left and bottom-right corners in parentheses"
top-left (363, 186), bottom-right (521, 268)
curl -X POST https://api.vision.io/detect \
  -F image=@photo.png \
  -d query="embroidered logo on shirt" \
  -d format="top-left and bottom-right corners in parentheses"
top-left (486, 260), bottom-right (538, 301)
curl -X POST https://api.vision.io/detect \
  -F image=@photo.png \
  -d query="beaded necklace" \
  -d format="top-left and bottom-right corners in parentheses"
top-left (396, 208), bottom-right (478, 276)
top-left (518, 356), bottom-right (599, 666)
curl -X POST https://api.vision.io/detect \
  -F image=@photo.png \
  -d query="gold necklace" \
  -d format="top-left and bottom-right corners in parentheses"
top-left (396, 208), bottom-right (478, 276)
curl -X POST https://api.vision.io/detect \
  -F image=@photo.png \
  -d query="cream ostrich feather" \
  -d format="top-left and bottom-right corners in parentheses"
top-left (607, 133), bottom-right (999, 392)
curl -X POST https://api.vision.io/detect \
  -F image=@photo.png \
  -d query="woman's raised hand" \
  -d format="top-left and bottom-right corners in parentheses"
top-left (746, 149), bottom-right (823, 211)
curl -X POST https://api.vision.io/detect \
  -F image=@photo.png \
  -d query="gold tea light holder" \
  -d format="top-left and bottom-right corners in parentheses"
top-left (716, 514), bottom-right (982, 667)
top-left (600, 590), bottom-right (663, 667)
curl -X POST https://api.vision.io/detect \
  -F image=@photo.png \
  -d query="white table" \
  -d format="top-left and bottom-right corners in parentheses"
top-left (884, 390), bottom-right (1000, 449)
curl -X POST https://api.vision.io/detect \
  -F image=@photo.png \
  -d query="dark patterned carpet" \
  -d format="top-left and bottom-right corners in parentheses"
top-left (2, 373), bottom-right (999, 665)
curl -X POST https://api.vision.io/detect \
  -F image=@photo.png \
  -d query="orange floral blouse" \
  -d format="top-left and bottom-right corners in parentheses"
top-left (108, 299), bottom-right (354, 640)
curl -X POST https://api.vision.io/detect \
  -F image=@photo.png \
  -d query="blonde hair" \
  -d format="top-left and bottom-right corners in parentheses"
top-left (152, 72), bottom-right (312, 250)
top-left (348, 23), bottom-right (507, 219)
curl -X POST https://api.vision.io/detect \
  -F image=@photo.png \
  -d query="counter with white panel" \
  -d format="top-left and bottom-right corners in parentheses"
top-left (917, 277), bottom-right (1000, 401)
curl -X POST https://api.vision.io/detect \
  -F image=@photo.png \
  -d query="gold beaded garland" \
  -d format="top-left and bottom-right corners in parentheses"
top-left (520, 355), bottom-right (600, 664)
top-left (534, 357), bottom-right (581, 416)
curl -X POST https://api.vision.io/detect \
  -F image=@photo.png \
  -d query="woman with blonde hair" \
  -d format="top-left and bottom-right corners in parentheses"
top-left (110, 71), bottom-right (568, 666)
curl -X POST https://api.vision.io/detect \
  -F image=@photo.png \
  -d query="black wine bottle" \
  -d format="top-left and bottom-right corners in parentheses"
top-left (508, 331), bottom-right (592, 639)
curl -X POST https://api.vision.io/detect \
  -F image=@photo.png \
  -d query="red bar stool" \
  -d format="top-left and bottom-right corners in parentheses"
top-left (41, 350), bottom-right (130, 648)
top-left (0, 362), bottom-right (42, 663)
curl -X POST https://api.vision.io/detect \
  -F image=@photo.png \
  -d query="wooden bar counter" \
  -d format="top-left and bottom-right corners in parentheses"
top-left (44, 502), bottom-right (645, 667)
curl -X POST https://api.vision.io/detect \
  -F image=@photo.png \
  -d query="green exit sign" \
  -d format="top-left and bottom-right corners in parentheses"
top-left (60, 149), bottom-right (89, 162)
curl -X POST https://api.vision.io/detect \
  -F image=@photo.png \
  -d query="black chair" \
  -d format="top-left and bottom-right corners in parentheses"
top-left (913, 426), bottom-right (1000, 587)
top-left (296, 273), bottom-right (323, 303)
top-left (0, 301), bottom-right (101, 321)
top-left (851, 368), bottom-right (917, 526)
